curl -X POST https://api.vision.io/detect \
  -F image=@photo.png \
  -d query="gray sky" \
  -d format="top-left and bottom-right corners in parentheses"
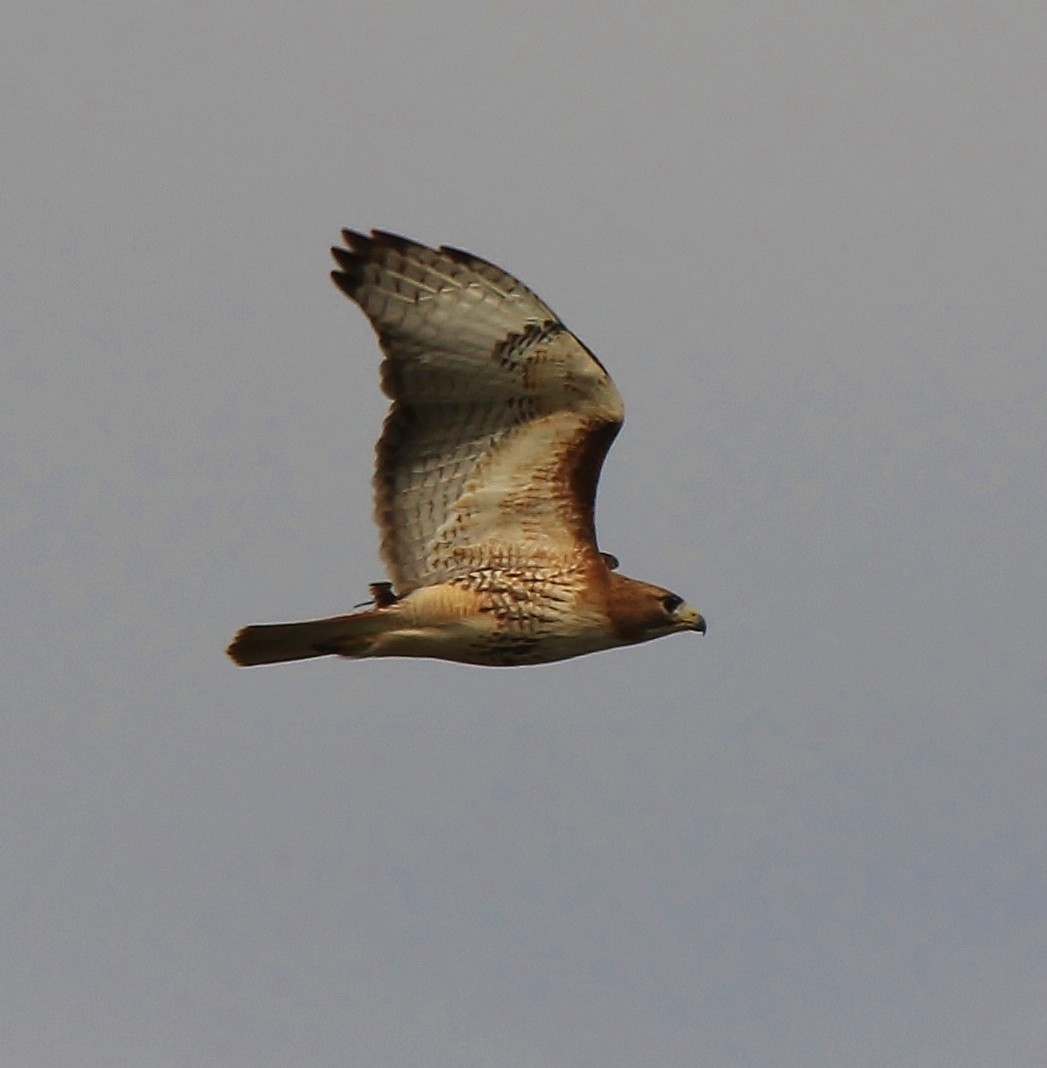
top-left (5, 3), bottom-right (1046, 1065)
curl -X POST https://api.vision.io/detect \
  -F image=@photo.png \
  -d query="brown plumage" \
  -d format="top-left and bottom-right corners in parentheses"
top-left (227, 231), bottom-right (705, 667)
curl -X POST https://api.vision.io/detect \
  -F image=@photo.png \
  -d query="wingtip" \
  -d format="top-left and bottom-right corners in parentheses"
top-left (338, 229), bottom-right (422, 253)
top-left (330, 239), bottom-right (366, 296)
top-left (330, 230), bottom-right (427, 288)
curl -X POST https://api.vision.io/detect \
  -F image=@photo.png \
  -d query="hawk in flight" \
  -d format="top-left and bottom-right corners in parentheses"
top-left (227, 231), bottom-right (705, 667)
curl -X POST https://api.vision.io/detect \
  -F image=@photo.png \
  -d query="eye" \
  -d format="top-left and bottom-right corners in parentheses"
top-left (661, 593), bottom-right (683, 614)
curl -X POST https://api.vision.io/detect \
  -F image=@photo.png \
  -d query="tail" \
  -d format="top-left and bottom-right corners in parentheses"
top-left (226, 609), bottom-right (396, 667)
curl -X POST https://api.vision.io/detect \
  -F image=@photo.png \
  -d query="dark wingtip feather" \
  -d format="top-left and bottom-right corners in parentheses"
top-left (331, 230), bottom-right (431, 298)
top-left (330, 244), bottom-right (358, 270)
top-left (368, 229), bottom-right (423, 251)
top-left (330, 232), bottom-right (374, 297)
top-left (330, 268), bottom-right (355, 299)
top-left (438, 243), bottom-right (502, 273)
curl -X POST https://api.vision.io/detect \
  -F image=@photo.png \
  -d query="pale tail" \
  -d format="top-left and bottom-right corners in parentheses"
top-left (226, 610), bottom-right (394, 667)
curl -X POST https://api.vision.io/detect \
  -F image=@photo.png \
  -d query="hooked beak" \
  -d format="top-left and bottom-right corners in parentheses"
top-left (677, 604), bottom-right (707, 634)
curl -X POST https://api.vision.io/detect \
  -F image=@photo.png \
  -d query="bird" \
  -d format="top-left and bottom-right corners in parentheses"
top-left (226, 230), bottom-right (706, 668)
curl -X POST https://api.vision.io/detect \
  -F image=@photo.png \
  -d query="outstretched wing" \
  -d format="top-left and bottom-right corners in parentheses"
top-left (331, 231), bottom-right (625, 593)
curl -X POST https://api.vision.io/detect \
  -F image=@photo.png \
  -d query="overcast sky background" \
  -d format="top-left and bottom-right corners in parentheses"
top-left (5, 3), bottom-right (1047, 1065)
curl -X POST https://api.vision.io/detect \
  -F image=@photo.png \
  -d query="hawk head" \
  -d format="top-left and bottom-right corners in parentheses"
top-left (604, 572), bottom-right (706, 646)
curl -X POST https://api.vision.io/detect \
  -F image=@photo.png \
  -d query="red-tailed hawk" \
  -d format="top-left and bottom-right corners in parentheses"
top-left (227, 231), bottom-right (705, 667)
